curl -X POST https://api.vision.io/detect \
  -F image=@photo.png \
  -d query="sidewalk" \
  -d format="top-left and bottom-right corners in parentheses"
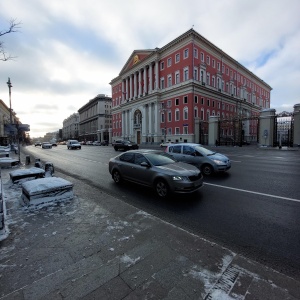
top-left (0, 152), bottom-right (299, 299)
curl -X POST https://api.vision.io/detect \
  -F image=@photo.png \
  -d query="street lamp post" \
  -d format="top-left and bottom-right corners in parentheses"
top-left (6, 77), bottom-right (14, 149)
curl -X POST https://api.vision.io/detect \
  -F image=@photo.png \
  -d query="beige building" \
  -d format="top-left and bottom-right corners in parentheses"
top-left (78, 94), bottom-right (112, 142)
top-left (62, 113), bottom-right (79, 140)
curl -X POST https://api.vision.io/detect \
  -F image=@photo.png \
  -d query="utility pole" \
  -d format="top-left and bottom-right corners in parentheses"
top-left (6, 77), bottom-right (14, 149)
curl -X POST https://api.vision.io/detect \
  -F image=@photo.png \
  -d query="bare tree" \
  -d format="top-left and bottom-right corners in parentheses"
top-left (0, 19), bottom-right (21, 61)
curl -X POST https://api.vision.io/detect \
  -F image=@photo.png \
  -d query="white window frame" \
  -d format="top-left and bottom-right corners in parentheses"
top-left (167, 75), bottom-right (172, 88)
top-left (175, 71), bottom-right (180, 84)
top-left (184, 48), bottom-right (189, 59)
top-left (184, 67), bottom-right (189, 81)
top-left (183, 126), bottom-right (188, 134)
top-left (175, 53), bottom-right (180, 63)
top-left (160, 61), bottom-right (164, 70)
top-left (194, 48), bottom-right (198, 58)
top-left (183, 107), bottom-right (188, 120)
top-left (175, 109), bottom-right (180, 121)
top-left (167, 57), bottom-right (172, 67)
top-left (175, 127), bottom-right (180, 135)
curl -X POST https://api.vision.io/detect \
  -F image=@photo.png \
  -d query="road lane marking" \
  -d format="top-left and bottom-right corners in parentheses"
top-left (204, 182), bottom-right (300, 203)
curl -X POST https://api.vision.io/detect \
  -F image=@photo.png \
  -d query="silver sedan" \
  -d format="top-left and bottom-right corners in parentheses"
top-left (109, 149), bottom-right (203, 198)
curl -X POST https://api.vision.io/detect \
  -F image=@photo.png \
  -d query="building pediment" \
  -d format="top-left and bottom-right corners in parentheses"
top-left (120, 50), bottom-right (155, 75)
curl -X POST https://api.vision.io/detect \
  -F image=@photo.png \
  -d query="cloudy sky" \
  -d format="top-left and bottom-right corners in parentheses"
top-left (0, 0), bottom-right (299, 138)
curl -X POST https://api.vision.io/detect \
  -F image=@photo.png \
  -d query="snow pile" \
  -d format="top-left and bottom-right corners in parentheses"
top-left (21, 177), bottom-right (74, 206)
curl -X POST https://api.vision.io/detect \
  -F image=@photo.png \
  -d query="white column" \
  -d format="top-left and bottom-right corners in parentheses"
top-left (122, 80), bottom-right (125, 103)
top-left (134, 73), bottom-right (137, 98)
top-left (122, 111), bottom-right (125, 137)
top-left (155, 61), bottom-right (159, 90)
top-left (152, 103), bottom-right (160, 135)
top-left (143, 67), bottom-right (147, 95)
top-left (138, 71), bottom-right (142, 97)
top-left (126, 77), bottom-right (129, 100)
top-left (129, 109), bottom-right (133, 138)
top-left (142, 105), bottom-right (146, 137)
top-left (129, 76), bottom-right (133, 99)
top-left (149, 103), bottom-right (152, 134)
top-left (149, 64), bottom-right (153, 93)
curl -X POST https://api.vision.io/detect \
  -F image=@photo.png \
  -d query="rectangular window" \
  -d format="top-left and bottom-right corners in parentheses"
top-left (184, 109), bottom-right (188, 120)
top-left (184, 68), bottom-right (189, 81)
top-left (194, 48), bottom-right (198, 58)
top-left (175, 127), bottom-right (180, 135)
top-left (161, 113), bottom-right (165, 123)
top-left (217, 62), bottom-right (220, 71)
top-left (184, 48), bottom-right (189, 59)
top-left (207, 99), bottom-right (210, 106)
top-left (160, 78), bottom-right (165, 89)
top-left (212, 59), bottom-right (215, 68)
top-left (206, 55), bottom-right (210, 65)
top-left (168, 111), bottom-right (172, 122)
top-left (168, 75), bottom-right (172, 87)
top-left (200, 52), bottom-right (204, 62)
top-left (175, 53), bottom-right (180, 63)
top-left (194, 96), bottom-right (198, 103)
top-left (194, 68), bottom-right (198, 80)
top-left (175, 110), bottom-right (180, 121)
top-left (167, 100), bottom-right (172, 108)
top-left (168, 128), bottom-right (172, 135)
top-left (183, 96), bottom-right (188, 104)
top-left (175, 98), bottom-right (179, 105)
top-left (160, 61), bottom-right (164, 70)
top-left (183, 126), bottom-right (188, 134)
top-left (175, 72), bottom-right (180, 84)
top-left (167, 57), bottom-right (172, 67)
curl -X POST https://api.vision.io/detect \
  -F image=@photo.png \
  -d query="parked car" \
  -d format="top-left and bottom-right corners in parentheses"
top-left (109, 149), bottom-right (203, 198)
top-left (51, 142), bottom-right (57, 146)
top-left (92, 141), bottom-right (101, 146)
top-left (35, 141), bottom-right (42, 147)
top-left (42, 142), bottom-right (52, 149)
top-left (165, 143), bottom-right (231, 176)
top-left (67, 140), bottom-right (81, 150)
top-left (112, 140), bottom-right (139, 151)
top-left (160, 141), bottom-right (174, 147)
top-left (100, 140), bottom-right (109, 146)
top-left (86, 141), bottom-right (93, 145)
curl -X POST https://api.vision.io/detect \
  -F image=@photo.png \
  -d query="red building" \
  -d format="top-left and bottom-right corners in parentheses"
top-left (110, 29), bottom-right (272, 145)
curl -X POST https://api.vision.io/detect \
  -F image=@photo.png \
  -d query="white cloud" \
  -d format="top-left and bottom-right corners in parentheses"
top-left (0, 0), bottom-right (300, 137)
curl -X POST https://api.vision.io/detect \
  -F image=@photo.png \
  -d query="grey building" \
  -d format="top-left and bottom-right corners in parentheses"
top-left (62, 113), bottom-right (79, 140)
top-left (78, 94), bottom-right (112, 143)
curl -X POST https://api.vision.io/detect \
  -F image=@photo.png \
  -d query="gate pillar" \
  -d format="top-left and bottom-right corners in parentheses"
top-left (259, 108), bottom-right (276, 147)
top-left (194, 117), bottom-right (200, 143)
top-left (208, 116), bottom-right (219, 146)
top-left (293, 104), bottom-right (300, 147)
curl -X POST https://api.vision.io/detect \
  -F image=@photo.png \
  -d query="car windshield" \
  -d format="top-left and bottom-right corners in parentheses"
top-left (145, 152), bottom-right (176, 166)
top-left (194, 145), bottom-right (216, 156)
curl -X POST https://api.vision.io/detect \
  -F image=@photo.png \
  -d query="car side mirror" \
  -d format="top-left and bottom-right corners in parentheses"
top-left (140, 161), bottom-right (150, 168)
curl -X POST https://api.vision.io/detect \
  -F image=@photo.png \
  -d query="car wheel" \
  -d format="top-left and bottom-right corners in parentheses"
top-left (201, 164), bottom-right (214, 176)
top-left (114, 146), bottom-right (118, 151)
top-left (154, 179), bottom-right (169, 198)
top-left (112, 170), bottom-right (122, 184)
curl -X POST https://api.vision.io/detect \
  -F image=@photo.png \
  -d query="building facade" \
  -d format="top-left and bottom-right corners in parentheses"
top-left (0, 99), bottom-right (19, 145)
top-left (62, 113), bottom-right (79, 140)
top-left (110, 29), bottom-right (272, 144)
top-left (78, 94), bottom-right (112, 142)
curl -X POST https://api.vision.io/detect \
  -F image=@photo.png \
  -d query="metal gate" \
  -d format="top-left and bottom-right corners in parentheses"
top-left (274, 115), bottom-right (294, 147)
top-left (217, 117), bottom-right (259, 146)
top-left (199, 121), bottom-right (208, 145)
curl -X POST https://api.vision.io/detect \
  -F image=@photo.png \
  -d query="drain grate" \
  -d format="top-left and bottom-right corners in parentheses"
top-left (205, 265), bottom-right (240, 299)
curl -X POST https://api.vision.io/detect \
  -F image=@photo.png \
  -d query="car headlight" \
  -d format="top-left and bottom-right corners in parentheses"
top-left (172, 176), bottom-right (188, 181)
top-left (212, 159), bottom-right (224, 165)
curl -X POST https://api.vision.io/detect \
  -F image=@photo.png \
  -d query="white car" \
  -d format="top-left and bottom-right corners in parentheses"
top-left (160, 141), bottom-right (174, 147)
top-left (67, 140), bottom-right (81, 150)
top-left (42, 142), bottom-right (52, 149)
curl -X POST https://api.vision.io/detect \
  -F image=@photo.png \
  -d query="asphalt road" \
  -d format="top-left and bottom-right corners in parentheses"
top-left (22, 144), bottom-right (300, 280)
